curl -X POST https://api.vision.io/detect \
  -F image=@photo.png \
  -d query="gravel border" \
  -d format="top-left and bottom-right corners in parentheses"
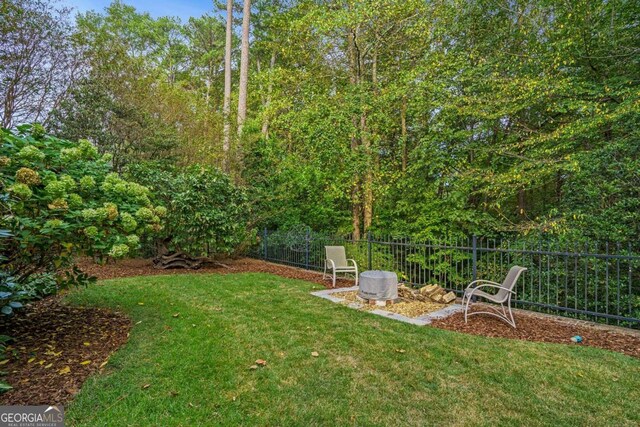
top-left (311, 287), bottom-right (463, 325)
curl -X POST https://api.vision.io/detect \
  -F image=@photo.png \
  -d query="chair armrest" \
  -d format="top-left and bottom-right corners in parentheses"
top-left (466, 283), bottom-right (516, 295)
top-left (466, 279), bottom-right (501, 289)
top-left (326, 259), bottom-right (336, 270)
top-left (347, 259), bottom-right (358, 267)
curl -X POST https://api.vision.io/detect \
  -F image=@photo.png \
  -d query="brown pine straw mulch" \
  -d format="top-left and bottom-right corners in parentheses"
top-left (431, 308), bottom-right (640, 359)
top-left (0, 297), bottom-right (131, 405)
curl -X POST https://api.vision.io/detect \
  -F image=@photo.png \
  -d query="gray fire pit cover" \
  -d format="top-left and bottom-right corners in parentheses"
top-left (358, 270), bottom-right (398, 300)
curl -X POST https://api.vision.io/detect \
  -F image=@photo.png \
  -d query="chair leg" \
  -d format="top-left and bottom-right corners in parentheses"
top-left (355, 266), bottom-right (358, 287)
top-left (464, 293), bottom-right (472, 323)
top-left (464, 291), bottom-right (517, 328)
top-left (332, 272), bottom-right (336, 288)
top-left (507, 298), bottom-right (516, 329)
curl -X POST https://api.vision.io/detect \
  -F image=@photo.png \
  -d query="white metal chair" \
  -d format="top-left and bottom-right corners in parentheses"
top-left (462, 265), bottom-right (527, 328)
top-left (323, 246), bottom-right (358, 288)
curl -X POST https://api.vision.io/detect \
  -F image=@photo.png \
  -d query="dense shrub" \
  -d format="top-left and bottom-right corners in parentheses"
top-left (127, 162), bottom-right (250, 257)
top-left (0, 125), bottom-right (162, 312)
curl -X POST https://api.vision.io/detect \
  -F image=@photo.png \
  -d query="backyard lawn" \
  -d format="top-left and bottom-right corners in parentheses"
top-left (64, 273), bottom-right (640, 426)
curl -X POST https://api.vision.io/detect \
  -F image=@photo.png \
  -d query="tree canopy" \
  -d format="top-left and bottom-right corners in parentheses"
top-left (2, 0), bottom-right (639, 242)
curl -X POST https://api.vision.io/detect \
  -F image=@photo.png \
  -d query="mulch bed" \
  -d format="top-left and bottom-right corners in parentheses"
top-left (0, 297), bottom-right (131, 405)
top-left (76, 257), bottom-right (356, 288)
top-left (431, 308), bottom-right (640, 358)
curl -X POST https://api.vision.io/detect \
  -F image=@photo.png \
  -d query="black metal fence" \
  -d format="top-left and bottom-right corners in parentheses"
top-left (250, 228), bottom-right (640, 328)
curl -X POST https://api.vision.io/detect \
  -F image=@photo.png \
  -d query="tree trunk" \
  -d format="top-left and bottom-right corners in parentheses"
top-left (261, 50), bottom-right (276, 139)
top-left (237, 0), bottom-right (251, 137)
top-left (401, 96), bottom-right (408, 173)
top-left (347, 27), bottom-right (362, 239)
top-left (222, 0), bottom-right (233, 172)
top-left (518, 189), bottom-right (526, 217)
top-left (362, 112), bottom-right (373, 232)
top-left (363, 45), bottom-right (378, 232)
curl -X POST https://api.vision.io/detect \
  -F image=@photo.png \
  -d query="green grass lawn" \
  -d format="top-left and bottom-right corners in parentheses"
top-left (64, 273), bottom-right (640, 426)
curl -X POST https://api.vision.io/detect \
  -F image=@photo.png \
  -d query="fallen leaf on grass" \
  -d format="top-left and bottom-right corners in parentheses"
top-left (83, 342), bottom-right (91, 346)
top-left (395, 349), bottom-right (406, 354)
top-left (80, 360), bottom-right (91, 365)
top-left (0, 360), bottom-right (9, 366)
top-left (28, 357), bottom-right (36, 363)
top-left (138, 302), bottom-right (145, 306)
top-left (255, 359), bottom-right (267, 366)
top-left (249, 365), bottom-right (258, 370)
top-left (59, 366), bottom-right (71, 375)
top-left (44, 363), bottom-right (53, 369)
top-left (172, 313), bottom-right (180, 318)
top-left (99, 360), bottom-right (109, 368)
top-left (142, 384), bottom-right (151, 389)
top-left (311, 352), bottom-right (319, 357)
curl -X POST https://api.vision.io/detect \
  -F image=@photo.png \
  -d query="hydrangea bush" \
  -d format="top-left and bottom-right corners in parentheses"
top-left (0, 124), bottom-right (163, 309)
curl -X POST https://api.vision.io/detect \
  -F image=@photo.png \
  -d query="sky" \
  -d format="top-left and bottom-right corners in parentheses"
top-left (62, 0), bottom-right (217, 22)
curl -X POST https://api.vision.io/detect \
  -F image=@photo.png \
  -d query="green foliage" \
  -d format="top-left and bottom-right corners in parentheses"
top-left (0, 271), bottom-right (25, 316)
top-left (241, 0), bottom-right (640, 242)
top-left (0, 125), bottom-right (162, 313)
top-left (0, 334), bottom-right (12, 394)
top-left (17, 0), bottom-right (640, 244)
top-left (49, 2), bottom-right (226, 170)
top-left (127, 163), bottom-right (250, 257)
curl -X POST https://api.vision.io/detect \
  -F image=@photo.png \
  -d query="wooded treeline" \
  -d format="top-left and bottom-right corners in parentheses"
top-left (2, 0), bottom-right (639, 242)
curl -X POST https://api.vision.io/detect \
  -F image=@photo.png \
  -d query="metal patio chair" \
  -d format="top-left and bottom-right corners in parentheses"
top-left (462, 265), bottom-right (527, 328)
top-left (323, 246), bottom-right (358, 288)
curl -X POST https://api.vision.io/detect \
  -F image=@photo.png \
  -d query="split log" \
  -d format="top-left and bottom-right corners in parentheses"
top-left (442, 291), bottom-right (457, 304)
top-left (419, 284), bottom-right (440, 296)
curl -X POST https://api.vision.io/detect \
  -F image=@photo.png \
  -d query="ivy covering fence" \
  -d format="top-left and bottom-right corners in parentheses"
top-left (251, 228), bottom-right (640, 328)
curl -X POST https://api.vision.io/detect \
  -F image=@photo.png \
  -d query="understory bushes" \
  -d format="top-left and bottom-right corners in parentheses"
top-left (126, 162), bottom-right (251, 258)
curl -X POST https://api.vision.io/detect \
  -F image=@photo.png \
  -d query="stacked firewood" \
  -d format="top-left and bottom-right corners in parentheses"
top-left (397, 284), bottom-right (457, 304)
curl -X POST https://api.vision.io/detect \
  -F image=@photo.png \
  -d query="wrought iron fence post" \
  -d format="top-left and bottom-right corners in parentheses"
top-left (263, 227), bottom-right (268, 260)
top-left (367, 231), bottom-right (372, 270)
top-left (472, 235), bottom-right (477, 281)
top-left (305, 226), bottom-right (310, 270)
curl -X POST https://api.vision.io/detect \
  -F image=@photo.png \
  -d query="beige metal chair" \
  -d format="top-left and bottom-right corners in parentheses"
top-left (462, 265), bottom-right (527, 328)
top-left (323, 246), bottom-right (358, 288)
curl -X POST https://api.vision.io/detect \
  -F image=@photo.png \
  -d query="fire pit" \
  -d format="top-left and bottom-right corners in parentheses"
top-left (358, 270), bottom-right (398, 305)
